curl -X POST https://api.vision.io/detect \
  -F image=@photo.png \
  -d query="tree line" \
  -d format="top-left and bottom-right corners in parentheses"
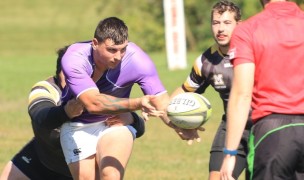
top-left (96, 0), bottom-right (303, 52)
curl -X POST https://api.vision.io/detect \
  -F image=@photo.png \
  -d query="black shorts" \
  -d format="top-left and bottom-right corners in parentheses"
top-left (248, 114), bottom-right (304, 180)
top-left (12, 139), bottom-right (73, 180)
top-left (209, 119), bottom-right (251, 179)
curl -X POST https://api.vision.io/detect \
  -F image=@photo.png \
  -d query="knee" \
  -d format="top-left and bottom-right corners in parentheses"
top-left (97, 153), bottom-right (127, 180)
top-left (100, 166), bottom-right (124, 180)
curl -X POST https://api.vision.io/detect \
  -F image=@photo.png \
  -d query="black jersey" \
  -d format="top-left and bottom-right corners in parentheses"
top-left (28, 77), bottom-right (71, 177)
top-left (182, 44), bottom-right (233, 115)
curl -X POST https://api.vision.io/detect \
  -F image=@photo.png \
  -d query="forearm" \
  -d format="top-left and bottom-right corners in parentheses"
top-left (226, 63), bottom-right (254, 150)
top-left (226, 93), bottom-right (251, 150)
top-left (150, 92), bottom-right (173, 126)
top-left (170, 87), bottom-right (186, 99)
top-left (29, 101), bottom-right (70, 129)
top-left (81, 92), bottom-right (142, 115)
top-left (151, 92), bottom-right (169, 111)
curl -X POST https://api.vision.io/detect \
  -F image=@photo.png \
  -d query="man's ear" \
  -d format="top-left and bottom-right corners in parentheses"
top-left (92, 38), bottom-right (98, 50)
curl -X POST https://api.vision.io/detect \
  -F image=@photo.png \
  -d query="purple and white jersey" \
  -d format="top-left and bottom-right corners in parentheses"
top-left (61, 41), bottom-right (166, 123)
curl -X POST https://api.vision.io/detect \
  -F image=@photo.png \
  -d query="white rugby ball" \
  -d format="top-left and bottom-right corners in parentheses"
top-left (167, 92), bottom-right (212, 129)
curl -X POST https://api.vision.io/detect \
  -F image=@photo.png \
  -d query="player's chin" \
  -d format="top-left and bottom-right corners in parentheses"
top-left (217, 41), bottom-right (229, 47)
top-left (108, 63), bottom-right (119, 69)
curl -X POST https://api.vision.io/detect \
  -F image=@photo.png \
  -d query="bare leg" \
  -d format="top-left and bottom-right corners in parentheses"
top-left (96, 126), bottom-right (134, 180)
top-left (0, 161), bottom-right (30, 180)
top-left (68, 155), bottom-right (97, 180)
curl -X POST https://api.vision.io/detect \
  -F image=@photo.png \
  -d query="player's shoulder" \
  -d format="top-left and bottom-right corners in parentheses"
top-left (63, 42), bottom-right (92, 61)
top-left (236, 11), bottom-right (265, 33)
top-left (126, 42), bottom-right (149, 58)
top-left (206, 44), bottom-right (220, 56)
top-left (28, 77), bottom-right (61, 106)
top-left (68, 41), bottom-right (91, 51)
top-left (191, 47), bottom-right (212, 71)
top-left (200, 44), bottom-right (224, 64)
top-left (32, 77), bottom-right (59, 90)
top-left (62, 42), bottom-right (94, 73)
top-left (123, 42), bottom-right (155, 70)
top-left (126, 41), bottom-right (141, 50)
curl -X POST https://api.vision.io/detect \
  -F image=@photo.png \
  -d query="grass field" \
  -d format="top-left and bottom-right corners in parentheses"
top-left (0, 52), bottom-right (247, 180)
top-left (0, 0), bottom-right (246, 179)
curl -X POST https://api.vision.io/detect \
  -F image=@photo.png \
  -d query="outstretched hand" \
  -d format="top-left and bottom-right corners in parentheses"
top-left (171, 122), bottom-right (205, 145)
top-left (140, 95), bottom-right (165, 121)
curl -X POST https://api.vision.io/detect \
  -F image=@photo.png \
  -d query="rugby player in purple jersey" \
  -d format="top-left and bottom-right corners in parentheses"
top-left (0, 45), bottom-right (146, 180)
top-left (60, 17), bottom-right (201, 180)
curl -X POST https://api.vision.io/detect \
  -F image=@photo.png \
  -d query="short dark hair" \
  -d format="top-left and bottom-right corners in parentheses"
top-left (55, 45), bottom-right (69, 79)
top-left (94, 17), bottom-right (128, 44)
top-left (211, 0), bottom-right (241, 22)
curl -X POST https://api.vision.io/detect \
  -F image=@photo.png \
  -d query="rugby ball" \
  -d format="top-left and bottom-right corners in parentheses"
top-left (167, 92), bottom-right (212, 129)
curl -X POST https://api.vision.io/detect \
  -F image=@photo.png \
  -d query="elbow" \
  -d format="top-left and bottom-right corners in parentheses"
top-left (230, 89), bottom-right (252, 107)
top-left (244, 94), bottom-right (252, 103)
top-left (234, 93), bottom-right (252, 110)
top-left (241, 92), bottom-right (252, 103)
top-left (239, 92), bottom-right (252, 102)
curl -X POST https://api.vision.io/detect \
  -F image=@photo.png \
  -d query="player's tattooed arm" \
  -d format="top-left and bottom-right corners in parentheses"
top-left (93, 94), bottom-right (142, 114)
top-left (78, 89), bottom-right (164, 117)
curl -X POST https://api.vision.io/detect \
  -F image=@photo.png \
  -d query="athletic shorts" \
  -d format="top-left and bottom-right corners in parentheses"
top-left (248, 114), bottom-right (304, 180)
top-left (60, 121), bottom-right (136, 164)
top-left (209, 119), bottom-right (251, 179)
top-left (11, 139), bottom-right (73, 180)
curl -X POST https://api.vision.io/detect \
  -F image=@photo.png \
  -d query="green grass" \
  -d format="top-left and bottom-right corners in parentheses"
top-left (0, 0), bottom-right (246, 179)
top-left (0, 52), bottom-right (246, 180)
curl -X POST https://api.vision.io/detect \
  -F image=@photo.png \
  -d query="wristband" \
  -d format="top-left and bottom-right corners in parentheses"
top-left (223, 148), bottom-right (238, 156)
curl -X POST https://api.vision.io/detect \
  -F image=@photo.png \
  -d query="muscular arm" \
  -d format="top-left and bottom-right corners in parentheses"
top-left (78, 89), bottom-right (148, 115)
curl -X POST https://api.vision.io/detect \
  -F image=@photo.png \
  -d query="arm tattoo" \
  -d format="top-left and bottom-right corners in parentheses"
top-left (95, 94), bottom-right (134, 114)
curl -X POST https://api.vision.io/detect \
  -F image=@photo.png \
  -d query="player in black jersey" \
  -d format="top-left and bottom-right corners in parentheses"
top-left (0, 45), bottom-right (145, 180)
top-left (170, 1), bottom-right (251, 180)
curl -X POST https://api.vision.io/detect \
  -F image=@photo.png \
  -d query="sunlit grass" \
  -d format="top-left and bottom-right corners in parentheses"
top-left (0, 0), bottom-right (246, 179)
top-left (0, 52), bottom-right (229, 180)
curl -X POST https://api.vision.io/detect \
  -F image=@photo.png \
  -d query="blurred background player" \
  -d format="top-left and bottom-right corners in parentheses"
top-left (170, 1), bottom-right (251, 179)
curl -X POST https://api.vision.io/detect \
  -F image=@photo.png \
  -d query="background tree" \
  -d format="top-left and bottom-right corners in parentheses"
top-left (96, 0), bottom-right (262, 52)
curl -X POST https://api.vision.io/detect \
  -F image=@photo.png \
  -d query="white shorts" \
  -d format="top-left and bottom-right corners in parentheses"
top-left (60, 121), bottom-right (137, 164)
